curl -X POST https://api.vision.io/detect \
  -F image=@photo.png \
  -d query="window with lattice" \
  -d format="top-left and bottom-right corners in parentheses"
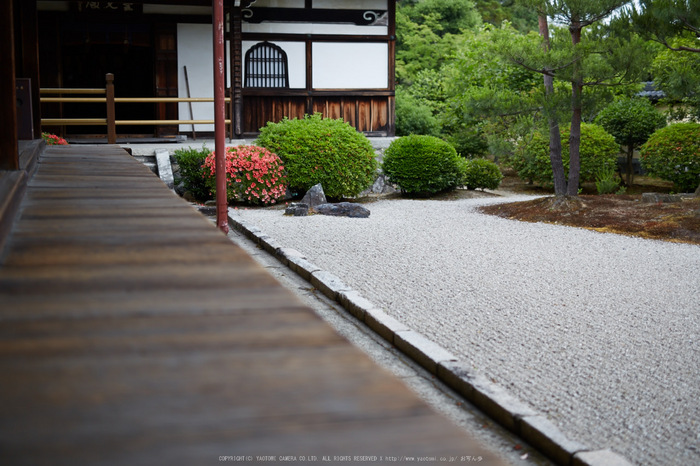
top-left (244, 42), bottom-right (289, 88)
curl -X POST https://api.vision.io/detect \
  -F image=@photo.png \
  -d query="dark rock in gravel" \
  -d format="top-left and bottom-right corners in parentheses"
top-left (314, 202), bottom-right (370, 218)
top-left (641, 193), bottom-right (682, 203)
top-left (301, 183), bottom-right (327, 208)
top-left (285, 202), bottom-right (310, 216)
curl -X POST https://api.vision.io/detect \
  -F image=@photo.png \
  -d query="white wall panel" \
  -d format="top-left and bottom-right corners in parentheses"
top-left (177, 24), bottom-right (230, 132)
top-left (312, 42), bottom-right (387, 89)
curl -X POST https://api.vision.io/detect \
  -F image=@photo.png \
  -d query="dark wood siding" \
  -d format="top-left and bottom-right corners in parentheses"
top-left (243, 92), bottom-right (392, 136)
top-left (154, 23), bottom-right (178, 137)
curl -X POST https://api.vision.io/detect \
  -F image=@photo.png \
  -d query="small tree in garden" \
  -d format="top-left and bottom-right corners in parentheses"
top-left (203, 145), bottom-right (287, 206)
top-left (595, 97), bottom-right (666, 186)
top-left (640, 123), bottom-right (700, 193)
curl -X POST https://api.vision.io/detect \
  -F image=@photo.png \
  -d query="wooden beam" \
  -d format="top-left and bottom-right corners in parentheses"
top-left (37, 0), bottom-right (214, 5)
top-left (17, 0), bottom-right (41, 139)
top-left (1, 0), bottom-right (18, 170)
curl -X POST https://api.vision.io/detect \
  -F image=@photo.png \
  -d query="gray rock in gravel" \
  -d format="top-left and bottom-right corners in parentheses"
top-left (284, 202), bottom-right (309, 216)
top-left (301, 183), bottom-right (327, 208)
top-left (314, 202), bottom-right (370, 218)
top-left (641, 192), bottom-right (682, 203)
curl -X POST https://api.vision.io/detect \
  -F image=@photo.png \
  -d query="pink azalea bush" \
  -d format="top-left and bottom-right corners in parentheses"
top-left (203, 145), bottom-right (287, 205)
top-left (41, 132), bottom-right (68, 145)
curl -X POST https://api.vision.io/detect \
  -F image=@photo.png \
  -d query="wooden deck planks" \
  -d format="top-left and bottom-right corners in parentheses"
top-left (0, 145), bottom-right (505, 464)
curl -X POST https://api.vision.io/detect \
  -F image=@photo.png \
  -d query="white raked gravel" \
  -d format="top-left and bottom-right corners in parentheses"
top-left (233, 195), bottom-right (700, 465)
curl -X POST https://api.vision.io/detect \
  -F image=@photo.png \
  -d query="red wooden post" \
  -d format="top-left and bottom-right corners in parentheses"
top-left (106, 73), bottom-right (116, 144)
top-left (213, 0), bottom-right (228, 233)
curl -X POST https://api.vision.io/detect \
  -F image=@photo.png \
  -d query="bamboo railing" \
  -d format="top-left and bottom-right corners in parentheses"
top-left (40, 73), bottom-right (230, 143)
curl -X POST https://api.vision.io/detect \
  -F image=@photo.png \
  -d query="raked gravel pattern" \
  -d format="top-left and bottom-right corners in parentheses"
top-left (233, 195), bottom-right (700, 465)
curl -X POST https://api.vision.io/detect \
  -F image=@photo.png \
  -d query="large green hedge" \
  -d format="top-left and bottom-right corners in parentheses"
top-left (641, 123), bottom-right (700, 193)
top-left (255, 114), bottom-right (378, 199)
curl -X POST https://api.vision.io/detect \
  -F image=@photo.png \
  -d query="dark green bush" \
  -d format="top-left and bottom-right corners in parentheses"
top-left (395, 91), bottom-right (440, 137)
top-left (446, 127), bottom-right (489, 158)
top-left (255, 114), bottom-right (378, 199)
top-left (382, 135), bottom-right (466, 195)
top-left (595, 166), bottom-right (624, 194)
top-left (640, 123), bottom-right (700, 193)
top-left (173, 146), bottom-right (210, 201)
top-left (509, 123), bottom-right (619, 188)
top-left (463, 158), bottom-right (503, 190)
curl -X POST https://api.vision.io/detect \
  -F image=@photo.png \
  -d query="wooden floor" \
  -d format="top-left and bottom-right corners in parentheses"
top-left (0, 145), bottom-right (504, 465)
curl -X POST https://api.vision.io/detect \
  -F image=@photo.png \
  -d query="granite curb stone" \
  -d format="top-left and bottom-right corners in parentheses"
top-left (520, 415), bottom-right (589, 466)
top-left (310, 270), bottom-right (352, 301)
top-left (275, 247), bottom-right (306, 268)
top-left (226, 213), bottom-right (634, 466)
top-left (572, 449), bottom-right (635, 466)
top-left (362, 306), bottom-right (411, 342)
top-left (394, 330), bottom-right (458, 375)
top-left (338, 290), bottom-right (376, 321)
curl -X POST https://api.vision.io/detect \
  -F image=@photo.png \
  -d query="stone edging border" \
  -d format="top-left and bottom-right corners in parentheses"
top-left (228, 209), bottom-right (634, 466)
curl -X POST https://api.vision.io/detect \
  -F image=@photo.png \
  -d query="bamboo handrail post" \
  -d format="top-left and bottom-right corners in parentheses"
top-left (106, 73), bottom-right (116, 144)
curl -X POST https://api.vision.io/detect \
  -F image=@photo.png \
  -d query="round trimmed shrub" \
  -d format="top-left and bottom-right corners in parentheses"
top-left (255, 114), bottom-right (378, 199)
top-left (463, 158), bottom-right (503, 190)
top-left (203, 145), bottom-right (287, 205)
top-left (510, 123), bottom-right (619, 187)
top-left (640, 122), bottom-right (700, 193)
top-left (382, 135), bottom-right (466, 195)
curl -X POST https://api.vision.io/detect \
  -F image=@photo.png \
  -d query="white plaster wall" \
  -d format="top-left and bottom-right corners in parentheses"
top-left (312, 42), bottom-right (388, 89)
top-left (177, 24), bottom-right (231, 132)
top-left (242, 41), bottom-right (306, 88)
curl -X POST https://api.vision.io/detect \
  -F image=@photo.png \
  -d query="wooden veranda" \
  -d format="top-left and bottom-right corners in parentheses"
top-left (0, 144), bottom-right (503, 464)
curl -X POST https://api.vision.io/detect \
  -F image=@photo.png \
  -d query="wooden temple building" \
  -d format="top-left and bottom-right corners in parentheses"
top-left (29, 0), bottom-right (396, 140)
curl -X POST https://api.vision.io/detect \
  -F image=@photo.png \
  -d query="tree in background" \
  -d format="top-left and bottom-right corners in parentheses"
top-left (626, 0), bottom-right (700, 121)
top-left (595, 97), bottom-right (667, 186)
top-left (473, 0), bottom-right (538, 31)
top-left (628, 0), bottom-right (700, 52)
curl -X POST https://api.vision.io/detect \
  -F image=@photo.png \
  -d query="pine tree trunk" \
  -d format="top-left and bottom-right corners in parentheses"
top-left (626, 145), bottom-right (635, 187)
top-left (538, 14), bottom-right (567, 196)
top-left (567, 21), bottom-right (583, 197)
